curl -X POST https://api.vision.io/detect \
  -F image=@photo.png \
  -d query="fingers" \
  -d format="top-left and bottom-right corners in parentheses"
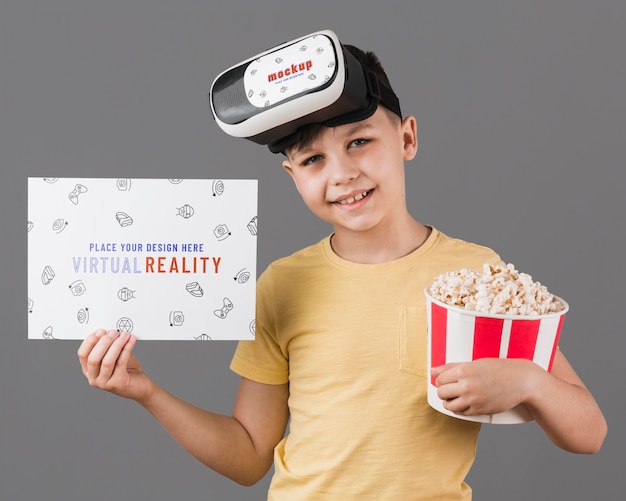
top-left (436, 380), bottom-right (462, 402)
top-left (433, 364), bottom-right (471, 414)
top-left (437, 383), bottom-right (471, 414)
top-left (77, 329), bottom-right (134, 387)
top-left (77, 329), bottom-right (106, 375)
top-left (116, 331), bottom-right (137, 370)
top-left (94, 331), bottom-right (130, 382)
top-left (431, 363), bottom-right (463, 386)
top-left (447, 403), bottom-right (471, 415)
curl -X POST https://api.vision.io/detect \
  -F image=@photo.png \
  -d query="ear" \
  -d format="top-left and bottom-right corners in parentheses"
top-left (282, 159), bottom-right (302, 195)
top-left (400, 115), bottom-right (418, 161)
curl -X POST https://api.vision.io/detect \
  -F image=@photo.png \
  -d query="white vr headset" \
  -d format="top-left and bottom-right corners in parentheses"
top-left (209, 29), bottom-right (402, 153)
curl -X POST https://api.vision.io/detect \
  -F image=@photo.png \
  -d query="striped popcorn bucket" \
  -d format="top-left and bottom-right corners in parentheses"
top-left (425, 291), bottom-right (568, 424)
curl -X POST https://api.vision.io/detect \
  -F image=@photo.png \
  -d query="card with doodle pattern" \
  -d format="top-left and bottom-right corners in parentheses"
top-left (27, 177), bottom-right (258, 340)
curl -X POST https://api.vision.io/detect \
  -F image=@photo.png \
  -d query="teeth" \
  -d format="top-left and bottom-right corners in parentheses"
top-left (337, 191), bottom-right (369, 205)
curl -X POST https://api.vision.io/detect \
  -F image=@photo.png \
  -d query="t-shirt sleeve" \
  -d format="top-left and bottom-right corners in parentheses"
top-left (230, 265), bottom-right (289, 384)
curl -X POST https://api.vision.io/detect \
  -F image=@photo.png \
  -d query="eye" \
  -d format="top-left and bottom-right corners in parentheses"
top-left (302, 154), bottom-right (323, 166)
top-left (349, 137), bottom-right (369, 148)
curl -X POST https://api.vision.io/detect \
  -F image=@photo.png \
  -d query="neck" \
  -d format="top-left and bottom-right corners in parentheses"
top-left (330, 220), bottom-right (431, 264)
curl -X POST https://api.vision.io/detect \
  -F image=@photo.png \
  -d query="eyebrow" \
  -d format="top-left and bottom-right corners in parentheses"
top-left (341, 121), bottom-right (376, 137)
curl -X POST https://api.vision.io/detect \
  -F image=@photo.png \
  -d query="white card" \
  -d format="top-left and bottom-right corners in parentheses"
top-left (27, 177), bottom-right (258, 340)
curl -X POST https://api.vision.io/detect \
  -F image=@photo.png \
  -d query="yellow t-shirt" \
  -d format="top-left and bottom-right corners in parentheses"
top-left (231, 228), bottom-right (501, 500)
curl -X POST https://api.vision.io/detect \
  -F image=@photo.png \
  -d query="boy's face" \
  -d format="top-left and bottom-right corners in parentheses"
top-left (282, 107), bottom-right (418, 236)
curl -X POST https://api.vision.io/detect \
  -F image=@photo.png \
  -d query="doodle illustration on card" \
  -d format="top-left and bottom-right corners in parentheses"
top-left (28, 177), bottom-right (258, 340)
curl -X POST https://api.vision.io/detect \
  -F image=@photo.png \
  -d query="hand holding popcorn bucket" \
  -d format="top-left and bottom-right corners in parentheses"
top-left (425, 264), bottom-right (569, 424)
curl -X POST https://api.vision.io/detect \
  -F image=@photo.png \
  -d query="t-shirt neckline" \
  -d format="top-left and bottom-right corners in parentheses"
top-left (321, 226), bottom-right (440, 274)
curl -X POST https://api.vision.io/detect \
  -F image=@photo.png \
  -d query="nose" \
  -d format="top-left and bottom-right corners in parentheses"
top-left (327, 154), bottom-right (359, 185)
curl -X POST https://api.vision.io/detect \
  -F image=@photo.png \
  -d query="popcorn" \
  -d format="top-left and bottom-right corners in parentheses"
top-left (425, 263), bottom-right (569, 423)
top-left (427, 263), bottom-right (565, 316)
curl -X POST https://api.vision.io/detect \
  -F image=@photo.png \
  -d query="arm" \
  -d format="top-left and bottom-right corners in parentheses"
top-left (431, 350), bottom-right (607, 454)
top-left (522, 350), bottom-right (607, 453)
top-left (77, 329), bottom-right (289, 486)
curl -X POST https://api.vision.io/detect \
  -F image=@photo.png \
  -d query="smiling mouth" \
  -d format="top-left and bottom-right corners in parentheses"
top-left (334, 190), bottom-right (373, 206)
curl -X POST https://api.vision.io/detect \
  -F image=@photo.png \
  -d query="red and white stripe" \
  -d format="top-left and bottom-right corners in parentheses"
top-left (426, 296), bottom-right (567, 424)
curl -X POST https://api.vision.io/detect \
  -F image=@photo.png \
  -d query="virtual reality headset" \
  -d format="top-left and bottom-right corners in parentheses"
top-left (209, 29), bottom-right (402, 153)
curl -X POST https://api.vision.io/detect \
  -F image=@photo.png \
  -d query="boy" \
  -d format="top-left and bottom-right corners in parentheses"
top-left (78, 31), bottom-right (606, 500)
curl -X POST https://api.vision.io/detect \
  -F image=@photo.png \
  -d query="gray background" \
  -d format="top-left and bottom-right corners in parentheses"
top-left (1, 1), bottom-right (624, 500)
